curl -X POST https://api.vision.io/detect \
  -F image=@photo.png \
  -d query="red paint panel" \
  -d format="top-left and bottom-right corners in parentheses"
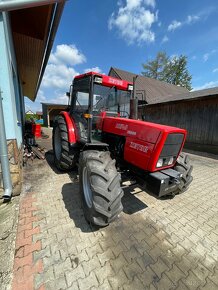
top-left (74, 71), bottom-right (101, 79)
top-left (60, 111), bottom-right (76, 144)
top-left (102, 117), bottom-right (161, 144)
top-left (102, 116), bottom-right (187, 172)
top-left (101, 75), bottom-right (131, 90)
top-left (74, 71), bottom-right (132, 91)
top-left (124, 137), bottom-right (155, 170)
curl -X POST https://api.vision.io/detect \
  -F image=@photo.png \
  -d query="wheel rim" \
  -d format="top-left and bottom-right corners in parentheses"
top-left (54, 126), bottom-right (61, 160)
top-left (82, 167), bottom-right (92, 208)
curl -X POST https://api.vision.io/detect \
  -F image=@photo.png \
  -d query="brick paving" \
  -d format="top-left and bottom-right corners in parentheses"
top-left (12, 148), bottom-right (218, 290)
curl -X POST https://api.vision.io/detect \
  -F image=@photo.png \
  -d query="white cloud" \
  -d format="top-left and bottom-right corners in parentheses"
top-left (41, 44), bottom-right (87, 90)
top-left (37, 89), bottom-right (46, 102)
top-left (31, 44), bottom-right (85, 111)
top-left (48, 92), bottom-right (69, 105)
top-left (203, 49), bottom-right (217, 62)
top-left (168, 20), bottom-right (182, 31)
top-left (161, 35), bottom-right (169, 43)
top-left (108, 0), bottom-right (158, 44)
top-left (168, 14), bottom-right (201, 32)
top-left (213, 68), bottom-right (218, 73)
top-left (144, 0), bottom-right (156, 8)
top-left (194, 80), bottom-right (218, 90)
top-left (49, 44), bottom-right (86, 66)
top-left (41, 64), bottom-right (79, 90)
top-left (126, 0), bottom-right (142, 10)
top-left (186, 15), bottom-right (200, 24)
top-left (84, 67), bottom-right (102, 73)
top-left (203, 53), bottom-right (209, 62)
top-left (31, 43), bottom-right (103, 112)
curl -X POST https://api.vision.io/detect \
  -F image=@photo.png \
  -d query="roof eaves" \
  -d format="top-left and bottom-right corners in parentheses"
top-left (33, 1), bottom-right (65, 101)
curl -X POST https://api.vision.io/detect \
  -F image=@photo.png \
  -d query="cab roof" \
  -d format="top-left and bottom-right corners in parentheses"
top-left (74, 71), bottom-right (133, 91)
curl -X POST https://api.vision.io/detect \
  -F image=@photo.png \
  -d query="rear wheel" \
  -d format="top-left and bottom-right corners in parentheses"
top-left (174, 152), bottom-right (193, 194)
top-left (79, 150), bottom-right (123, 226)
top-left (52, 115), bottom-right (76, 171)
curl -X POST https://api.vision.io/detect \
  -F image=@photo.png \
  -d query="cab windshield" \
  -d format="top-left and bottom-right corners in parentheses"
top-left (70, 76), bottom-right (132, 142)
top-left (93, 84), bottom-right (131, 117)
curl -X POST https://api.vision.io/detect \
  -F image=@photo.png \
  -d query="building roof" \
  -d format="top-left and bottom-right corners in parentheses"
top-left (109, 67), bottom-right (189, 104)
top-left (41, 103), bottom-right (68, 108)
top-left (25, 109), bottom-right (34, 115)
top-left (8, 1), bottom-right (66, 101)
top-left (147, 86), bottom-right (218, 105)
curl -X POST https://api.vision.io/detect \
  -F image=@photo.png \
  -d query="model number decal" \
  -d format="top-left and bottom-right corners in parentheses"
top-left (127, 130), bottom-right (136, 136)
top-left (115, 123), bottom-right (128, 130)
top-left (130, 142), bottom-right (148, 153)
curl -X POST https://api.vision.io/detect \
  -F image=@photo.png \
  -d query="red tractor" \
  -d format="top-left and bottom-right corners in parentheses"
top-left (53, 72), bottom-right (193, 226)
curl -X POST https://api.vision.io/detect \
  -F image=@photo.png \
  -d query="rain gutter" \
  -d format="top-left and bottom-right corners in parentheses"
top-left (0, 0), bottom-right (63, 11)
top-left (0, 90), bottom-right (13, 201)
top-left (34, 0), bottom-right (65, 101)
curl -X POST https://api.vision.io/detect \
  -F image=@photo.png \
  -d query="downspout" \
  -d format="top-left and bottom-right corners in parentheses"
top-left (0, 89), bottom-right (12, 200)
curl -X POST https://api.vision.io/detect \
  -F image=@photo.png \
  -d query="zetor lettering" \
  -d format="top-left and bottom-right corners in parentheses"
top-left (130, 142), bottom-right (148, 153)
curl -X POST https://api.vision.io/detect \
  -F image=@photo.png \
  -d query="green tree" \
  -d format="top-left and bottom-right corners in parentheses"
top-left (164, 55), bottom-right (192, 90)
top-left (142, 52), bottom-right (168, 80)
top-left (142, 52), bottom-right (192, 90)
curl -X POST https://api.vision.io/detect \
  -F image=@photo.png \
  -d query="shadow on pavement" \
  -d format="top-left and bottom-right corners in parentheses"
top-left (45, 150), bottom-right (65, 175)
top-left (45, 150), bottom-right (150, 231)
top-left (122, 187), bottom-right (148, 214)
top-left (61, 182), bottom-right (100, 233)
top-left (45, 150), bottom-right (78, 181)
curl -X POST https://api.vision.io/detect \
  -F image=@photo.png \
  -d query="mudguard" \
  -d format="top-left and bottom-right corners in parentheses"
top-left (60, 111), bottom-right (77, 145)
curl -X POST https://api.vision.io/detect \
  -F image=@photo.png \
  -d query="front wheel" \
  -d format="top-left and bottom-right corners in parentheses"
top-left (174, 152), bottom-right (193, 194)
top-left (79, 150), bottom-right (123, 226)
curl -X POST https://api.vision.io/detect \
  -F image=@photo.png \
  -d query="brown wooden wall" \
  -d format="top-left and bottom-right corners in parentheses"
top-left (139, 96), bottom-right (218, 146)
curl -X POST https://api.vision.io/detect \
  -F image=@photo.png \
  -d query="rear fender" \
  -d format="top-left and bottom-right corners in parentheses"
top-left (60, 111), bottom-right (77, 145)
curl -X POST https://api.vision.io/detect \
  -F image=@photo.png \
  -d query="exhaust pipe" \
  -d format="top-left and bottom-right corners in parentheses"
top-left (0, 90), bottom-right (12, 201)
top-left (130, 75), bottom-right (138, 120)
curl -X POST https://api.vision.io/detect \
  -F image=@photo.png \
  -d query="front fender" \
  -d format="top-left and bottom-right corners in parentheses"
top-left (60, 111), bottom-right (77, 145)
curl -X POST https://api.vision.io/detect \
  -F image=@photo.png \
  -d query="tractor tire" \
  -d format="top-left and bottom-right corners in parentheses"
top-left (52, 115), bottom-right (76, 171)
top-left (79, 150), bottom-right (123, 227)
top-left (174, 152), bottom-right (193, 194)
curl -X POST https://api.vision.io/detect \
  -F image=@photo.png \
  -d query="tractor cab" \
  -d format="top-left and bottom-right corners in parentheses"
top-left (68, 72), bottom-right (133, 143)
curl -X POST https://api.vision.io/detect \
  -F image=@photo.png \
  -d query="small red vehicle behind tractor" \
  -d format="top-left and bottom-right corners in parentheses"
top-left (52, 72), bottom-right (193, 226)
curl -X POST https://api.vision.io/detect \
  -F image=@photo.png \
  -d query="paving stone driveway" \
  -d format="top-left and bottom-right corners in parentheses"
top-left (12, 147), bottom-right (218, 290)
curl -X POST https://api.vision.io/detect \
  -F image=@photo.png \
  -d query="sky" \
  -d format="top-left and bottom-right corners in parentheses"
top-left (25, 0), bottom-right (218, 112)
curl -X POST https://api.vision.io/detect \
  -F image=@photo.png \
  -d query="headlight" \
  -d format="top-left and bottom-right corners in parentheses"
top-left (156, 158), bottom-right (163, 168)
top-left (94, 76), bottom-right (102, 83)
top-left (168, 157), bottom-right (174, 165)
top-left (128, 84), bottom-right (133, 91)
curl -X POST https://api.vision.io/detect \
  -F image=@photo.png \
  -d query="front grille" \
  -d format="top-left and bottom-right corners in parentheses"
top-left (160, 133), bottom-right (184, 158)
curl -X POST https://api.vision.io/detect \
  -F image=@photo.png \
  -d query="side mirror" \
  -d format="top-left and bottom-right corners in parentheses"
top-left (66, 92), bottom-right (70, 97)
